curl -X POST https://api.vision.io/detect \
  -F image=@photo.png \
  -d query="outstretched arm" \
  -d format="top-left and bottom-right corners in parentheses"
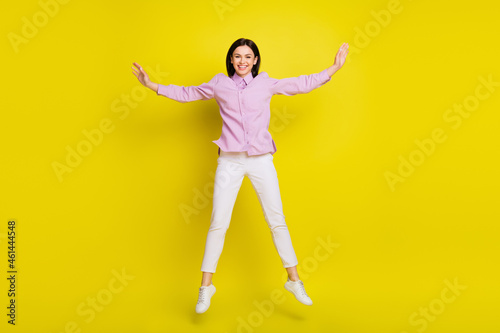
top-left (326, 43), bottom-right (349, 77)
top-left (269, 43), bottom-right (350, 96)
top-left (131, 62), bottom-right (216, 103)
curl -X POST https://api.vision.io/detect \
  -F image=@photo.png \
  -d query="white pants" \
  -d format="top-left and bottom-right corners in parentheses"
top-left (200, 151), bottom-right (299, 273)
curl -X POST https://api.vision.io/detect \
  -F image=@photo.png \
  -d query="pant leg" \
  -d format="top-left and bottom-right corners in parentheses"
top-left (200, 154), bottom-right (245, 273)
top-left (246, 153), bottom-right (299, 268)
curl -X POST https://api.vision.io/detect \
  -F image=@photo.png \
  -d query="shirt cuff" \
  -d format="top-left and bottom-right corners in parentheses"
top-left (320, 68), bottom-right (332, 83)
top-left (156, 84), bottom-right (166, 96)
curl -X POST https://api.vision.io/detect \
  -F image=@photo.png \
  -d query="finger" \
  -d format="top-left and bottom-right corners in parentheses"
top-left (133, 62), bottom-right (144, 71)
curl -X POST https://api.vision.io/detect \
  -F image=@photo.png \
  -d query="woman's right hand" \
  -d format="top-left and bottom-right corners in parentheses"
top-left (132, 62), bottom-right (152, 87)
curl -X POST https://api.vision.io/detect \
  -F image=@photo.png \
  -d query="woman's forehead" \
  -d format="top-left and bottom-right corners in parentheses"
top-left (233, 45), bottom-right (254, 56)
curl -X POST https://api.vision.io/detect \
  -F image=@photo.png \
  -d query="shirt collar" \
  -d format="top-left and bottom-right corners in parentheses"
top-left (231, 71), bottom-right (254, 86)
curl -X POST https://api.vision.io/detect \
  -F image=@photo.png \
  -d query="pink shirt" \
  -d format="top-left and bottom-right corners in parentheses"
top-left (156, 68), bottom-right (332, 156)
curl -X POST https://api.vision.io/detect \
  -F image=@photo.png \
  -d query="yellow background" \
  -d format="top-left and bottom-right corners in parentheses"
top-left (1, 0), bottom-right (499, 332)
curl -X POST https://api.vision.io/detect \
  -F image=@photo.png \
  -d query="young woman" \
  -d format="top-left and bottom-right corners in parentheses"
top-left (132, 38), bottom-right (348, 314)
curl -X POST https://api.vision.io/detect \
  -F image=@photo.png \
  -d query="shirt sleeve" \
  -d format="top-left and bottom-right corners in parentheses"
top-left (156, 74), bottom-right (218, 103)
top-left (269, 68), bottom-right (332, 96)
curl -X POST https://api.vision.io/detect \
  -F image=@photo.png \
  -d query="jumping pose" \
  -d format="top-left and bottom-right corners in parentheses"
top-left (132, 38), bottom-right (348, 313)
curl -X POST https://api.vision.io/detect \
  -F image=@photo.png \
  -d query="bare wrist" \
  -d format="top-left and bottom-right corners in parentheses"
top-left (327, 65), bottom-right (340, 77)
top-left (146, 82), bottom-right (159, 92)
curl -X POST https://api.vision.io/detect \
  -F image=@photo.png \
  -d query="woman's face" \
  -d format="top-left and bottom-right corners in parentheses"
top-left (231, 45), bottom-right (258, 78)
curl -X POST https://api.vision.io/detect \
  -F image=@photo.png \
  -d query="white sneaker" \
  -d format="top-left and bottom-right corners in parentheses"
top-left (195, 284), bottom-right (216, 313)
top-left (284, 278), bottom-right (313, 305)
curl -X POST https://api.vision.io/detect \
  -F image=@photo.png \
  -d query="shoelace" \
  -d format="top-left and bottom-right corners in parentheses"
top-left (295, 281), bottom-right (310, 298)
top-left (197, 287), bottom-right (208, 304)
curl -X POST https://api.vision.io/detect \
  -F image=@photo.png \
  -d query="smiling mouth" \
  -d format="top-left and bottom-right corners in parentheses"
top-left (237, 65), bottom-right (248, 70)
